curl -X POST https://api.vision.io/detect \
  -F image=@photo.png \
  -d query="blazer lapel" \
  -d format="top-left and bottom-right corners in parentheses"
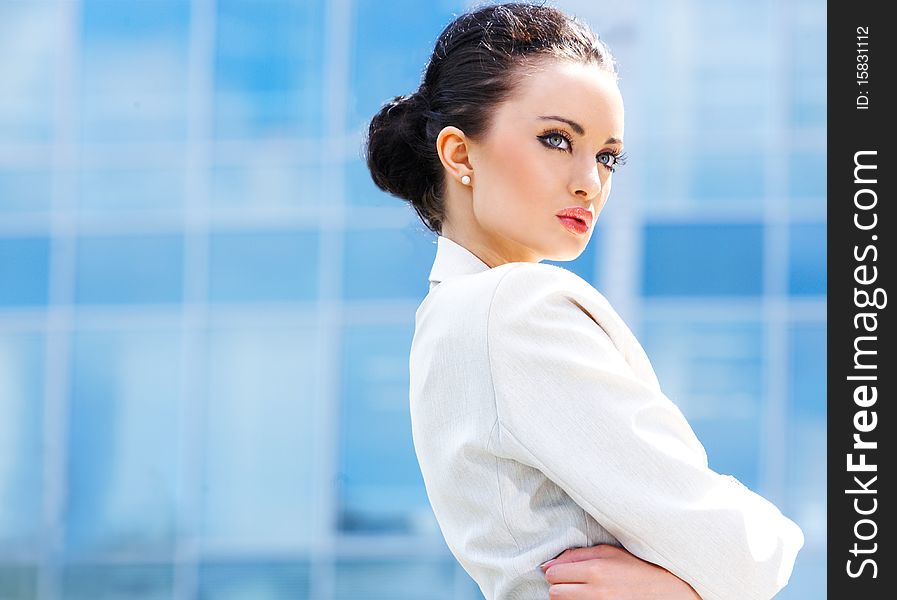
top-left (428, 235), bottom-right (491, 289)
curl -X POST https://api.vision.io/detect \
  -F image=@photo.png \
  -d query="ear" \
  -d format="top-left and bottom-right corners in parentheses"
top-left (435, 125), bottom-right (473, 182)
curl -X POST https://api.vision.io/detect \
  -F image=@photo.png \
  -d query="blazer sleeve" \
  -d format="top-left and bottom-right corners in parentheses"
top-left (486, 265), bottom-right (804, 600)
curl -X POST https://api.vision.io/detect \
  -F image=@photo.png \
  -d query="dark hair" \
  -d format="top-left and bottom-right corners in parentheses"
top-left (363, 1), bottom-right (617, 236)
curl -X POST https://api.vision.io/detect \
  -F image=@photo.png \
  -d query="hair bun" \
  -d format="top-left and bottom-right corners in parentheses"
top-left (383, 89), bottom-right (428, 117)
top-left (364, 87), bottom-right (437, 214)
top-left (398, 88), bottom-right (430, 113)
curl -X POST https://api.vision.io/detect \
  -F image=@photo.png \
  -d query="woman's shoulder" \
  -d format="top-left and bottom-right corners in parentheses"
top-left (487, 261), bottom-right (634, 350)
top-left (417, 260), bottom-right (611, 333)
top-left (496, 261), bottom-right (592, 287)
top-left (490, 261), bottom-right (611, 313)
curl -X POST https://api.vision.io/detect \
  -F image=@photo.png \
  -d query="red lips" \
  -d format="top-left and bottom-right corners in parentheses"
top-left (556, 207), bottom-right (593, 228)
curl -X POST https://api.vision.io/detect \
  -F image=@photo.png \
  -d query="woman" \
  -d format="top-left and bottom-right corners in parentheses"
top-left (365, 3), bottom-right (804, 599)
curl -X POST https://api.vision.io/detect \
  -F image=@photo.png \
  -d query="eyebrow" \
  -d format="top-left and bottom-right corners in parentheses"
top-left (537, 115), bottom-right (623, 145)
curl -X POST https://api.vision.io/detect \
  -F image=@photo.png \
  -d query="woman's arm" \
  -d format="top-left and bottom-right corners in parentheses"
top-left (487, 264), bottom-right (804, 600)
top-left (541, 545), bottom-right (702, 600)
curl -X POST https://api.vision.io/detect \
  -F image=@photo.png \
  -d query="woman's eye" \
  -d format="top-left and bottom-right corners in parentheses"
top-left (540, 133), bottom-right (570, 151)
top-left (598, 151), bottom-right (626, 171)
top-left (547, 134), bottom-right (566, 148)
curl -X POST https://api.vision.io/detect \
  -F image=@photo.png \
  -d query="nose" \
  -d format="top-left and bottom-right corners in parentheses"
top-left (569, 161), bottom-right (603, 201)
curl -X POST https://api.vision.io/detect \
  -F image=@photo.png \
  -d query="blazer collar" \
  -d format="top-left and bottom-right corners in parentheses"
top-left (428, 235), bottom-right (491, 287)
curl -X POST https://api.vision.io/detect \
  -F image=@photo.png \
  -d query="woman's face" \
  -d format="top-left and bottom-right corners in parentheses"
top-left (439, 58), bottom-right (625, 266)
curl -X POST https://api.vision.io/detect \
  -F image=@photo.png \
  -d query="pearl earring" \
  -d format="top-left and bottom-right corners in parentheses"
top-left (461, 175), bottom-right (471, 185)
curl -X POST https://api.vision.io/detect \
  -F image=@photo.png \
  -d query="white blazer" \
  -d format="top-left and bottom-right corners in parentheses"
top-left (409, 235), bottom-right (804, 600)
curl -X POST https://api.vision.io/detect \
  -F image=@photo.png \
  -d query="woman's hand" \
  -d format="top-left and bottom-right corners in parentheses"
top-left (540, 544), bottom-right (702, 599)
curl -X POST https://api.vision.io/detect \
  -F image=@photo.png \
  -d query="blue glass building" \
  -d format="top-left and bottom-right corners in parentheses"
top-left (0, 0), bottom-right (825, 598)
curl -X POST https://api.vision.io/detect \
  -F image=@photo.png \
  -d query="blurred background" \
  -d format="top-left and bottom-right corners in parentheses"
top-left (0, 0), bottom-right (825, 598)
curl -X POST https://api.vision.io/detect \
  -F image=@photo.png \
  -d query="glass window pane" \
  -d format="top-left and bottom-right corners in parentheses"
top-left (208, 230), bottom-right (318, 303)
top-left (642, 148), bottom-right (767, 212)
top-left (0, 332), bottom-right (44, 550)
top-left (62, 564), bottom-right (173, 600)
top-left (788, 221), bottom-right (825, 296)
top-left (338, 323), bottom-right (430, 533)
top-left (692, 101), bottom-right (771, 134)
top-left (75, 234), bottom-right (184, 305)
top-left (788, 151), bottom-right (826, 201)
top-left (694, 1), bottom-right (773, 47)
top-left (640, 318), bottom-right (765, 488)
top-left (198, 562), bottom-right (310, 600)
top-left (0, 169), bottom-right (52, 215)
top-left (0, 1), bottom-right (59, 142)
top-left (0, 236), bottom-right (50, 307)
top-left (348, 0), bottom-right (464, 133)
top-left (640, 149), bottom-right (688, 211)
top-left (79, 0), bottom-right (189, 141)
top-left (213, 0), bottom-right (325, 139)
top-left (210, 162), bottom-right (323, 214)
top-left (789, 7), bottom-right (825, 75)
top-left (688, 151), bottom-right (766, 203)
top-left (342, 228), bottom-right (432, 300)
top-left (78, 166), bottom-right (184, 216)
top-left (66, 329), bottom-right (183, 555)
top-left (782, 327), bottom-right (826, 600)
top-left (692, 68), bottom-right (773, 133)
top-left (201, 325), bottom-right (321, 545)
top-left (334, 558), bottom-right (456, 600)
top-left (786, 322), bottom-right (826, 544)
top-left (789, 73), bottom-right (825, 128)
top-left (0, 565), bottom-right (38, 600)
top-left (642, 224), bottom-right (764, 297)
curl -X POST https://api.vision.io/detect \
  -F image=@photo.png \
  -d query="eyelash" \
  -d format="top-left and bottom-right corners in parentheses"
top-left (537, 128), bottom-right (628, 172)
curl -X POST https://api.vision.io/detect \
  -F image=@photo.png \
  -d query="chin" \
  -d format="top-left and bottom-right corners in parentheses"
top-left (556, 230), bottom-right (591, 257)
top-left (555, 249), bottom-right (585, 262)
top-left (548, 240), bottom-right (588, 262)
